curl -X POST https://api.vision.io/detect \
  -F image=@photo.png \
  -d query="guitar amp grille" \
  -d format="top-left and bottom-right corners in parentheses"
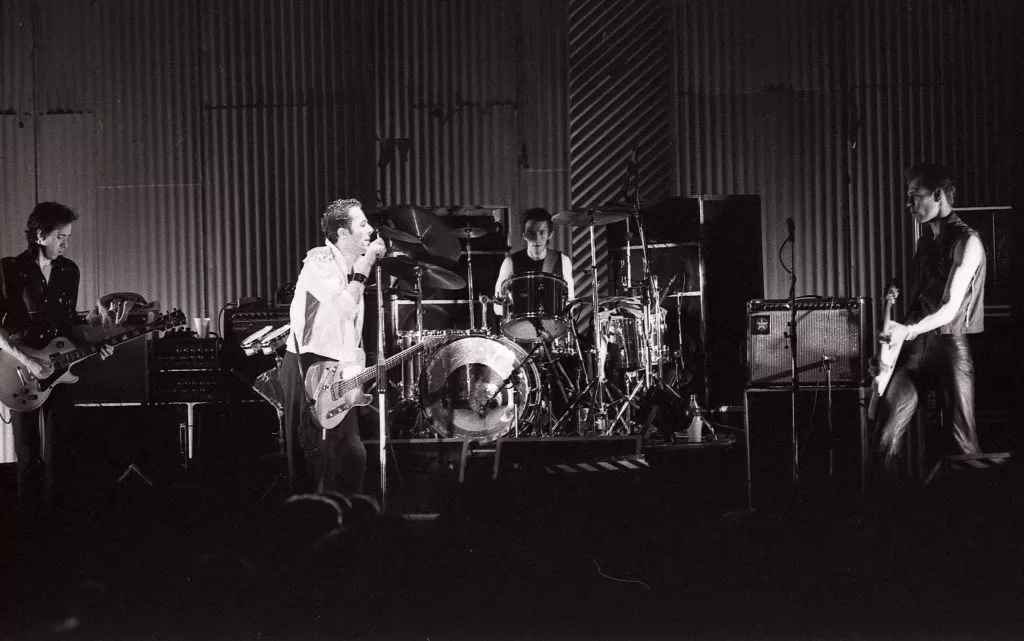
top-left (746, 298), bottom-right (872, 387)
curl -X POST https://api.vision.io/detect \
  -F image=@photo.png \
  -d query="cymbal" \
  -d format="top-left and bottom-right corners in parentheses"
top-left (552, 208), bottom-right (630, 227)
top-left (597, 295), bottom-right (643, 309)
top-left (386, 204), bottom-right (461, 262)
top-left (376, 226), bottom-right (422, 245)
top-left (379, 256), bottom-right (467, 290)
top-left (451, 226), bottom-right (487, 240)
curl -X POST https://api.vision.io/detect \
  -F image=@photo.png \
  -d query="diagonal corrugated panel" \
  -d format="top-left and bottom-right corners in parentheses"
top-left (373, 0), bottom-right (519, 210)
top-left (568, 0), bottom-right (671, 301)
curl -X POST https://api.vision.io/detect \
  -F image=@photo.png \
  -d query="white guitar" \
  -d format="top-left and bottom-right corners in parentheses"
top-left (868, 286), bottom-right (904, 419)
top-left (304, 336), bottom-right (443, 430)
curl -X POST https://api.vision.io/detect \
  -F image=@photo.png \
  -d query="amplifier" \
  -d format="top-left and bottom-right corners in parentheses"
top-left (225, 307), bottom-right (290, 336)
top-left (746, 298), bottom-right (871, 387)
top-left (149, 370), bottom-right (223, 402)
top-left (150, 336), bottom-right (221, 370)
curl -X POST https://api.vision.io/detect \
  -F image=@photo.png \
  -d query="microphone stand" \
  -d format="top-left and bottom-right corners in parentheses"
top-left (375, 261), bottom-right (389, 513)
top-left (786, 219), bottom-right (799, 485)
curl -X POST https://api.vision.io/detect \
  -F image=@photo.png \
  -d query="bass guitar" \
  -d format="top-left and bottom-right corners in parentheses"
top-left (0, 309), bottom-right (186, 411)
top-left (304, 336), bottom-right (444, 430)
top-left (867, 286), bottom-right (903, 419)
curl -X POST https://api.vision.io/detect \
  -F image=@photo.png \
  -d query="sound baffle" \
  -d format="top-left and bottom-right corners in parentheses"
top-left (744, 387), bottom-right (868, 508)
top-left (747, 298), bottom-right (871, 387)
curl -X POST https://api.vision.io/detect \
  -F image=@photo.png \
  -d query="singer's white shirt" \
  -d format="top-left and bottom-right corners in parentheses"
top-left (285, 240), bottom-right (365, 365)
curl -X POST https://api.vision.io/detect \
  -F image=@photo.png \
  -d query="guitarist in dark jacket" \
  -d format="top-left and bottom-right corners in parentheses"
top-left (0, 202), bottom-right (112, 513)
top-left (875, 163), bottom-right (986, 475)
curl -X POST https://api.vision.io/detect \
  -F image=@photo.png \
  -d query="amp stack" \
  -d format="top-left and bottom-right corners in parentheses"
top-left (148, 329), bottom-right (224, 402)
top-left (743, 297), bottom-right (872, 508)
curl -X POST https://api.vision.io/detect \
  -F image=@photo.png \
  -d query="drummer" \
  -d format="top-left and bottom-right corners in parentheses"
top-left (493, 208), bottom-right (575, 318)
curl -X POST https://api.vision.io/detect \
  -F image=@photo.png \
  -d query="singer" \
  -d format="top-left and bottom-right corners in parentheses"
top-left (279, 198), bottom-right (387, 495)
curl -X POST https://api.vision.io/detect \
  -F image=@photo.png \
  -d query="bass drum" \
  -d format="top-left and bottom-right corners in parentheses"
top-left (418, 335), bottom-right (539, 442)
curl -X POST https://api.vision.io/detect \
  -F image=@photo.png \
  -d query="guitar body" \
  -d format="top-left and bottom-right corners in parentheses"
top-left (867, 286), bottom-right (904, 420)
top-left (303, 337), bottom-right (441, 431)
top-left (0, 310), bottom-right (184, 413)
top-left (305, 360), bottom-right (372, 430)
top-left (0, 338), bottom-right (80, 412)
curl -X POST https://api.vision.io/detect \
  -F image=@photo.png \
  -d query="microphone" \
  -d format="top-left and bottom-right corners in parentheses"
top-left (786, 217), bottom-right (795, 239)
top-left (530, 317), bottom-right (552, 342)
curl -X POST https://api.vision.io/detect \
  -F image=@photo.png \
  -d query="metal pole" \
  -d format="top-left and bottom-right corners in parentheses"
top-left (375, 263), bottom-right (388, 513)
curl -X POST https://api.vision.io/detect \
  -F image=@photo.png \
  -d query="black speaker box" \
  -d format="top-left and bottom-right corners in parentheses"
top-left (190, 401), bottom-right (283, 487)
top-left (747, 298), bottom-right (871, 387)
top-left (66, 404), bottom-right (187, 484)
top-left (744, 387), bottom-right (867, 508)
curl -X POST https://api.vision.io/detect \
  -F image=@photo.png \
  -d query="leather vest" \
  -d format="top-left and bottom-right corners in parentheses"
top-left (906, 213), bottom-right (985, 334)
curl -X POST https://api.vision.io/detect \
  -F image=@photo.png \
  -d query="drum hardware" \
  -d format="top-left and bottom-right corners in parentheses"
top-left (452, 225), bottom-right (488, 330)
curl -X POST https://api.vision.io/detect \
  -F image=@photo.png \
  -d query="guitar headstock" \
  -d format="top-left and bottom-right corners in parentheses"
top-left (884, 285), bottom-right (900, 305)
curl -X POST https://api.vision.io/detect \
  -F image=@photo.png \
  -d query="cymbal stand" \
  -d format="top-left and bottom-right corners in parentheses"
top-left (632, 208), bottom-right (661, 390)
top-left (375, 262), bottom-right (388, 513)
top-left (587, 210), bottom-right (608, 435)
top-left (464, 236), bottom-right (476, 329)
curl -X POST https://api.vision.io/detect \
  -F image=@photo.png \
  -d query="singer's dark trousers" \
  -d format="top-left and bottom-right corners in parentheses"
top-left (875, 333), bottom-right (979, 470)
top-left (281, 351), bottom-right (366, 495)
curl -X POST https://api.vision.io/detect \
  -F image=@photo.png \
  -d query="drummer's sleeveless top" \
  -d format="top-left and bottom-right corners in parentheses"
top-left (511, 248), bottom-right (562, 275)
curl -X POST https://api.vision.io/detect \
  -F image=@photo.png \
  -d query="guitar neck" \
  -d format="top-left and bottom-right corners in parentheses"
top-left (53, 323), bottom-right (162, 369)
top-left (332, 339), bottom-right (434, 396)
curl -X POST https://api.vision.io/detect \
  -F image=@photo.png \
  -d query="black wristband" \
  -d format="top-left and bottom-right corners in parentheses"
top-left (351, 272), bottom-right (368, 284)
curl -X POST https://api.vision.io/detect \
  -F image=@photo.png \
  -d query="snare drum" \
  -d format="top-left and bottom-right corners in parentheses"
top-left (418, 335), bottom-right (540, 442)
top-left (500, 272), bottom-right (569, 342)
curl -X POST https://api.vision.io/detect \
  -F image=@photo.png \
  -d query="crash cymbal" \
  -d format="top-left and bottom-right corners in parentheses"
top-left (379, 256), bottom-right (467, 290)
top-left (387, 205), bottom-right (461, 262)
top-left (552, 207), bottom-right (630, 227)
top-left (451, 226), bottom-right (487, 240)
top-left (376, 226), bottom-right (422, 245)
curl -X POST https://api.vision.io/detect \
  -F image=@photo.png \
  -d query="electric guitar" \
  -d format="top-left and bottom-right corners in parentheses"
top-left (868, 286), bottom-right (903, 419)
top-left (0, 309), bottom-right (186, 412)
top-left (304, 336), bottom-right (443, 430)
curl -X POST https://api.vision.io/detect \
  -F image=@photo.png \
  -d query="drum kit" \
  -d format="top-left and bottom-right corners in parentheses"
top-left (248, 201), bottom-right (688, 447)
top-left (359, 201), bottom-right (686, 445)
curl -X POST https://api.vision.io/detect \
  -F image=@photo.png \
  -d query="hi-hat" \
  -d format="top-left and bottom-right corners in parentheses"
top-left (379, 256), bottom-right (467, 290)
top-left (387, 204), bottom-right (461, 262)
top-left (552, 207), bottom-right (630, 227)
top-left (451, 226), bottom-right (487, 240)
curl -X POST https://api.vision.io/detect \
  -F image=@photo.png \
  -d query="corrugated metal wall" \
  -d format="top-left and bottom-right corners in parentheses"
top-left (373, 0), bottom-right (520, 211)
top-left (674, 0), bottom-right (1021, 310)
top-left (201, 0), bottom-right (375, 313)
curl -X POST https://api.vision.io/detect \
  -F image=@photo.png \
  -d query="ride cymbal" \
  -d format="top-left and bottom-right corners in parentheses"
top-left (379, 256), bottom-right (467, 290)
top-left (552, 208), bottom-right (630, 227)
top-left (386, 204), bottom-right (461, 262)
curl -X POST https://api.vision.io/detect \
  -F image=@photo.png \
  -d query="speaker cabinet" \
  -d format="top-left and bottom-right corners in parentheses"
top-left (190, 402), bottom-right (283, 487)
top-left (744, 387), bottom-right (868, 508)
top-left (747, 298), bottom-right (871, 387)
